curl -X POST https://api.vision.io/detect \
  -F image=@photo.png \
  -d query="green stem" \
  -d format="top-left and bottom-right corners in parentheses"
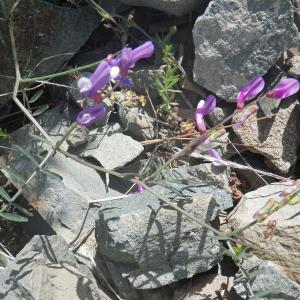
top-left (54, 122), bottom-right (77, 150)
top-left (20, 60), bottom-right (102, 83)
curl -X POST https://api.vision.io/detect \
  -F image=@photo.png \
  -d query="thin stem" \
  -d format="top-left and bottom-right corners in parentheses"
top-left (54, 122), bottom-right (77, 150)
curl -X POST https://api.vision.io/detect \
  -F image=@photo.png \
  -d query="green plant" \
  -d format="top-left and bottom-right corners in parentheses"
top-left (155, 44), bottom-right (181, 113)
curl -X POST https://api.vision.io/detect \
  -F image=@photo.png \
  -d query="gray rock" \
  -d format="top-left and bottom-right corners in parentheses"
top-left (118, 0), bottom-right (202, 16)
top-left (288, 55), bottom-right (300, 78)
top-left (232, 100), bottom-right (300, 174)
top-left (257, 96), bottom-right (281, 116)
top-left (72, 125), bottom-right (144, 170)
top-left (228, 182), bottom-right (300, 283)
top-left (0, 235), bottom-right (111, 300)
top-left (208, 106), bottom-right (234, 126)
top-left (234, 256), bottom-right (300, 300)
top-left (94, 166), bottom-right (233, 297)
top-left (193, 0), bottom-right (298, 101)
top-left (130, 68), bottom-right (163, 101)
top-left (118, 104), bottom-right (156, 140)
top-left (0, 0), bottom-right (99, 103)
top-left (67, 126), bottom-right (89, 147)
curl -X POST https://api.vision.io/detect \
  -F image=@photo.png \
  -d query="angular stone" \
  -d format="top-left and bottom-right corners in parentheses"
top-left (193, 0), bottom-right (298, 101)
top-left (232, 100), bottom-right (300, 174)
top-left (288, 55), bottom-right (300, 78)
top-left (0, 0), bottom-right (99, 103)
top-left (118, 0), bottom-right (202, 16)
top-left (94, 166), bottom-right (233, 297)
top-left (0, 235), bottom-right (110, 300)
top-left (72, 127), bottom-right (144, 170)
top-left (234, 256), bottom-right (300, 300)
top-left (228, 182), bottom-right (300, 283)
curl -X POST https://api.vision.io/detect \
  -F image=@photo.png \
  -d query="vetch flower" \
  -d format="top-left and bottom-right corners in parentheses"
top-left (76, 104), bottom-right (106, 126)
top-left (236, 75), bottom-right (265, 109)
top-left (113, 41), bottom-right (155, 86)
top-left (266, 78), bottom-right (300, 99)
top-left (77, 58), bottom-right (117, 101)
top-left (134, 176), bottom-right (144, 194)
top-left (195, 95), bottom-right (216, 133)
top-left (207, 148), bottom-right (225, 167)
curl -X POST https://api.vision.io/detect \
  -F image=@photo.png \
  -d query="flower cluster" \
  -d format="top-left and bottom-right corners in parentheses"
top-left (194, 95), bottom-right (224, 166)
top-left (76, 41), bottom-right (155, 126)
top-left (234, 76), bottom-right (300, 127)
top-left (253, 180), bottom-right (300, 222)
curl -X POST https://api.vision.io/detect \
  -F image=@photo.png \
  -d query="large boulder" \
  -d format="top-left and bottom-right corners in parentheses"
top-left (193, 0), bottom-right (298, 101)
top-left (232, 100), bottom-right (300, 174)
top-left (234, 256), bottom-right (300, 300)
top-left (0, 0), bottom-right (99, 105)
top-left (94, 165), bottom-right (233, 298)
top-left (228, 182), bottom-right (300, 283)
top-left (0, 235), bottom-right (111, 299)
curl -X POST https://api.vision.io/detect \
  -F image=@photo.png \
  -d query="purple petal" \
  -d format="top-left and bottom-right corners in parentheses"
top-left (237, 76), bottom-right (265, 108)
top-left (196, 95), bottom-right (216, 115)
top-left (83, 61), bottom-right (112, 100)
top-left (76, 104), bottom-right (106, 127)
top-left (135, 183), bottom-right (143, 194)
top-left (207, 148), bottom-right (224, 167)
top-left (195, 111), bottom-right (206, 133)
top-left (118, 47), bottom-right (134, 74)
top-left (268, 78), bottom-right (300, 99)
top-left (131, 41), bottom-right (155, 64)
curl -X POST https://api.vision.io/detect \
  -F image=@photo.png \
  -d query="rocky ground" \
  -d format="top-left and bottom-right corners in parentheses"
top-left (0, 0), bottom-right (300, 299)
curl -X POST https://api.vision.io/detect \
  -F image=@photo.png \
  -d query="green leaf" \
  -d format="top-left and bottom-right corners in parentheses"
top-left (29, 90), bottom-right (44, 104)
top-left (1, 166), bottom-right (26, 184)
top-left (33, 104), bottom-right (49, 116)
top-left (0, 212), bottom-right (28, 222)
top-left (13, 145), bottom-right (39, 166)
top-left (0, 128), bottom-right (8, 138)
top-left (41, 168), bottom-right (63, 180)
top-left (0, 186), bottom-right (11, 202)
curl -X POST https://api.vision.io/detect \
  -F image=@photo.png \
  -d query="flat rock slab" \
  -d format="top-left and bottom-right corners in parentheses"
top-left (228, 182), bottom-right (300, 283)
top-left (0, 235), bottom-right (110, 300)
top-left (234, 256), bottom-right (300, 300)
top-left (94, 166), bottom-right (233, 297)
top-left (118, 0), bottom-right (202, 16)
top-left (232, 100), bottom-right (300, 174)
top-left (71, 127), bottom-right (144, 170)
top-left (193, 0), bottom-right (298, 100)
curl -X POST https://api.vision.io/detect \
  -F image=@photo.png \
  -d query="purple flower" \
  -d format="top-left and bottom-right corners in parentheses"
top-left (207, 148), bottom-right (225, 167)
top-left (113, 41), bottom-right (155, 86)
top-left (237, 76), bottom-right (265, 109)
top-left (135, 183), bottom-right (143, 194)
top-left (76, 104), bottom-right (106, 126)
top-left (266, 78), bottom-right (300, 99)
top-left (134, 176), bottom-right (144, 194)
top-left (195, 95), bottom-right (216, 133)
top-left (77, 58), bottom-right (117, 101)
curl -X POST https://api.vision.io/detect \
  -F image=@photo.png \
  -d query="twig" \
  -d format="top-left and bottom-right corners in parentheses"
top-left (88, 194), bottom-right (133, 203)
top-left (9, 2), bottom-right (51, 141)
